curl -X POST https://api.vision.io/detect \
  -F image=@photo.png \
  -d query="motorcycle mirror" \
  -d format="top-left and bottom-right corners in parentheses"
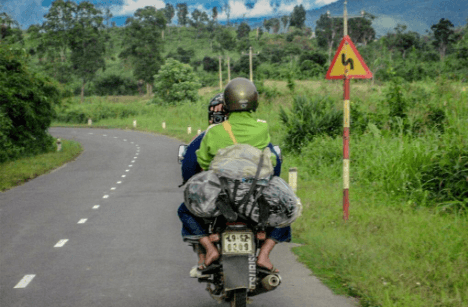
top-left (178, 145), bottom-right (188, 164)
top-left (273, 145), bottom-right (282, 162)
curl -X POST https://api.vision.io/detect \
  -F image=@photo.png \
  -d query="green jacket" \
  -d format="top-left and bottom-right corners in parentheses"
top-left (196, 112), bottom-right (272, 170)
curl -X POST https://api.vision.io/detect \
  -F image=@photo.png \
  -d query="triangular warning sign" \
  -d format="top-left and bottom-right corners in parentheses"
top-left (326, 36), bottom-right (372, 80)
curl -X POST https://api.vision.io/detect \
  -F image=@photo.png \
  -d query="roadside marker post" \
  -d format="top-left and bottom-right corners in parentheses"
top-left (288, 168), bottom-right (298, 193)
top-left (325, 0), bottom-right (373, 221)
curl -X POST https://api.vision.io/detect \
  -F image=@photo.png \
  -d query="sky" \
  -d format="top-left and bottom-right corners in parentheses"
top-left (1, 0), bottom-right (339, 29)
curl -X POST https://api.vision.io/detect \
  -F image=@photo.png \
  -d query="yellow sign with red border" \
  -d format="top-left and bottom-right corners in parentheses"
top-left (326, 35), bottom-right (372, 80)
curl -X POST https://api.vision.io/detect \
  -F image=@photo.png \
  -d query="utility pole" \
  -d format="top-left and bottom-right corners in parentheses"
top-left (242, 46), bottom-right (259, 82)
top-left (219, 55), bottom-right (223, 91)
top-left (227, 56), bottom-right (231, 83)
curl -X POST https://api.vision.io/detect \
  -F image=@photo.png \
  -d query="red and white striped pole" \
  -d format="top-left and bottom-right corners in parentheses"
top-left (343, 74), bottom-right (350, 221)
top-left (343, 1), bottom-right (350, 221)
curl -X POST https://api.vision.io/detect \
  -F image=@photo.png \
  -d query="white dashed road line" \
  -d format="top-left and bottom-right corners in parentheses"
top-left (117, 181), bottom-right (122, 184)
top-left (14, 275), bottom-right (36, 289)
top-left (111, 187), bottom-right (116, 190)
top-left (121, 175), bottom-right (126, 178)
top-left (93, 205), bottom-right (100, 209)
top-left (54, 239), bottom-right (69, 248)
top-left (78, 219), bottom-right (88, 224)
top-left (103, 195), bottom-right (109, 199)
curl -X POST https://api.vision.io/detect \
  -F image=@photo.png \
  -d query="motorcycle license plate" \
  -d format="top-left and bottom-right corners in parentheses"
top-left (222, 232), bottom-right (254, 255)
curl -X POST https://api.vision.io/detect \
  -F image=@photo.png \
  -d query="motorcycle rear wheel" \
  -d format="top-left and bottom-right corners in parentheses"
top-left (230, 289), bottom-right (247, 307)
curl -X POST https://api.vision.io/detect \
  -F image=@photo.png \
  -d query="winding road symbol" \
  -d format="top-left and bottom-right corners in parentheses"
top-left (326, 35), bottom-right (372, 80)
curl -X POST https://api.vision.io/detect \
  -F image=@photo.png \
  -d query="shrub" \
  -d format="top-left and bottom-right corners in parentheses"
top-left (0, 45), bottom-right (58, 163)
top-left (280, 95), bottom-right (342, 152)
top-left (93, 74), bottom-right (138, 96)
top-left (152, 59), bottom-right (201, 104)
top-left (202, 56), bottom-right (218, 72)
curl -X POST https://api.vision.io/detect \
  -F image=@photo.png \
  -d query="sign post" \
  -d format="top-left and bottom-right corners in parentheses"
top-left (325, 2), bottom-right (373, 220)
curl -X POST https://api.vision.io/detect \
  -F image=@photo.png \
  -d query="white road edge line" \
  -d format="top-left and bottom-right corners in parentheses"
top-left (14, 275), bottom-right (36, 289)
top-left (54, 239), bottom-right (69, 248)
top-left (78, 219), bottom-right (88, 224)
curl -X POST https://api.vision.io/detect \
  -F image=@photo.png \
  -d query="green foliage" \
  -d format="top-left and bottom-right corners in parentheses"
top-left (289, 5), bottom-right (306, 29)
top-left (152, 58), bottom-right (201, 104)
top-left (279, 95), bottom-right (342, 153)
top-left (237, 22), bottom-right (251, 39)
top-left (0, 13), bottom-right (23, 44)
top-left (55, 99), bottom-right (145, 123)
top-left (120, 6), bottom-right (166, 84)
top-left (93, 74), bottom-right (138, 96)
top-left (176, 3), bottom-right (189, 26)
top-left (420, 139), bottom-right (468, 212)
top-left (68, 2), bottom-right (107, 95)
top-left (215, 28), bottom-right (236, 51)
top-left (232, 54), bottom-right (259, 75)
top-left (431, 18), bottom-right (457, 60)
top-left (166, 47), bottom-right (195, 64)
top-left (0, 45), bottom-right (59, 163)
top-left (202, 56), bottom-right (218, 72)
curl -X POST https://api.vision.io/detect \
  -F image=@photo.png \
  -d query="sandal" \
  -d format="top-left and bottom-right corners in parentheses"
top-left (256, 264), bottom-right (280, 274)
top-left (190, 265), bottom-right (209, 278)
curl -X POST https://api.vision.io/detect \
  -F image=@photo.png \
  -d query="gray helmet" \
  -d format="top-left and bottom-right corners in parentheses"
top-left (223, 77), bottom-right (258, 112)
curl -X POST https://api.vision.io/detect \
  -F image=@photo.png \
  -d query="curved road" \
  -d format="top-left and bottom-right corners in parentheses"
top-left (0, 128), bottom-right (356, 307)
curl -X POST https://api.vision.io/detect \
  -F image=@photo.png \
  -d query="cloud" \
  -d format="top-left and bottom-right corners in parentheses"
top-left (2, 0), bottom-right (49, 28)
top-left (214, 0), bottom-right (337, 20)
top-left (113, 0), bottom-right (166, 16)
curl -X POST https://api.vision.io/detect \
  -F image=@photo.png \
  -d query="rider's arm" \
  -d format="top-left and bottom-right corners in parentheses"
top-left (181, 133), bottom-right (204, 181)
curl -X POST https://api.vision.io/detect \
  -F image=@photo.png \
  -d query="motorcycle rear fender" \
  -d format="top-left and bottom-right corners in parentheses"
top-left (223, 254), bottom-right (257, 291)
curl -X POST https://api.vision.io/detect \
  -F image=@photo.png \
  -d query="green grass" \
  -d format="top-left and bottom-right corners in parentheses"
top-left (0, 139), bottom-right (83, 191)
top-left (290, 178), bottom-right (468, 307)
top-left (50, 79), bottom-right (468, 306)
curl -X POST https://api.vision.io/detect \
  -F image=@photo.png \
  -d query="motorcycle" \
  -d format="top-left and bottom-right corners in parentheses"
top-left (178, 144), bottom-right (283, 307)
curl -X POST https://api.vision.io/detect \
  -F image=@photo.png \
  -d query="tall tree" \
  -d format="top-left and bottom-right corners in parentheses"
top-left (270, 18), bottom-right (280, 34)
top-left (223, 1), bottom-right (231, 25)
top-left (431, 18), bottom-right (456, 60)
top-left (237, 22), bottom-right (251, 39)
top-left (104, 7), bottom-right (113, 29)
top-left (164, 3), bottom-right (175, 24)
top-left (176, 3), bottom-right (188, 26)
top-left (212, 7), bottom-right (218, 22)
top-left (42, 0), bottom-right (76, 63)
top-left (263, 19), bottom-right (271, 33)
top-left (289, 5), bottom-right (306, 29)
top-left (384, 24), bottom-right (420, 58)
top-left (0, 13), bottom-right (22, 43)
top-left (315, 13), bottom-right (343, 63)
top-left (68, 1), bottom-right (107, 102)
top-left (348, 13), bottom-right (376, 46)
top-left (281, 15), bottom-right (289, 32)
top-left (120, 6), bottom-right (166, 96)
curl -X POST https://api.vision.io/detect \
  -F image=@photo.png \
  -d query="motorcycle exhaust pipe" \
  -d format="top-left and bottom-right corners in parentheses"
top-left (261, 274), bottom-right (281, 291)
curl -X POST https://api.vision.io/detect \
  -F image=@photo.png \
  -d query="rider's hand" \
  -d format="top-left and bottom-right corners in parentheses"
top-left (209, 104), bottom-right (225, 124)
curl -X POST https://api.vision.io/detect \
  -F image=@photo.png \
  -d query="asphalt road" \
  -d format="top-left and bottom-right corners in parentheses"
top-left (0, 127), bottom-right (356, 307)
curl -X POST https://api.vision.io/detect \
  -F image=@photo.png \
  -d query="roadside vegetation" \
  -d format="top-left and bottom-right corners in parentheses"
top-left (0, 139), bottom-right (82, 191)
top-left (1, 2), bottom-right (467, 306)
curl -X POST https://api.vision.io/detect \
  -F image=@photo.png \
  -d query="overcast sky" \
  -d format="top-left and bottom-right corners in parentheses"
top-left (1, 0), bottom-right (339, 29)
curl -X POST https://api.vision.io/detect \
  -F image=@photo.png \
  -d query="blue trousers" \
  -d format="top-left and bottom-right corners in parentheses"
top-left (178, 203), bottom-right (291, 243)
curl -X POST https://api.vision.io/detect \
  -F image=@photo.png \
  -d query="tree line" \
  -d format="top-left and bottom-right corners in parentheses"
top-left (1, 0), bottom-right (467, 100)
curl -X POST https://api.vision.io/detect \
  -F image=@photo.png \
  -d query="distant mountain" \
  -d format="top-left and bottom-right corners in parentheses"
top-left (240, 0), bottom-right (467, 38)
top-left (305, 0), bottom-right (467, 37)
